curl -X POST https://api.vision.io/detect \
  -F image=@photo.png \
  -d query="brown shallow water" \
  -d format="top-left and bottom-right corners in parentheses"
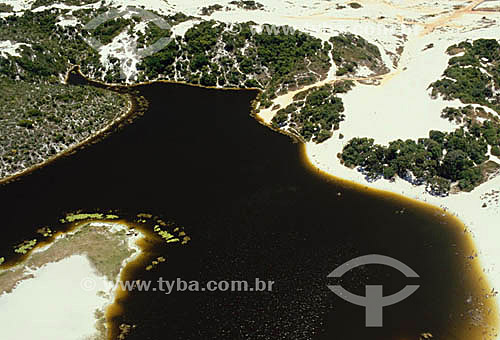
top-left (0, 77), bottom-right (497, 340)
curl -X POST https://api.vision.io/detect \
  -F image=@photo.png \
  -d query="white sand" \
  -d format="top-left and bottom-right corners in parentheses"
top-left (474, 0), bottom-right (500, 10)
top-left (56, 14), bottom-right (80, 27)
top-left (334, 33), bottom-right (463, 146)
top-left (0, 222), bottom-right (143, 340)
top-left (0, 255), bottom-right (113, 340)
top-left (1, 0), bottom-right (34, 13)
top-left (170, 19), bottom-right (202, 37)
top-left (0, 40), bottom-right (29, 58)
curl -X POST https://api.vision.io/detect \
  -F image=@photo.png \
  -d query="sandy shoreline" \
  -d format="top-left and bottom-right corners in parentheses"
top-left (253, 8), bottom-right (500, 335)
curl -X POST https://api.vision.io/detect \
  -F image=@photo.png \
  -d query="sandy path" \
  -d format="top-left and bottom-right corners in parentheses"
top-left (420, 0), bottom-right (487, 35)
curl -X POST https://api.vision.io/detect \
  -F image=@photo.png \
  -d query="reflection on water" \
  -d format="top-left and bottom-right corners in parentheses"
top-left (0, 77), bottom-right (496, 340)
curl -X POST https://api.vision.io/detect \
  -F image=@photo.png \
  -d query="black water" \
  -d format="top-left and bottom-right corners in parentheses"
top-left (0, 81), bottom-right (494, 340)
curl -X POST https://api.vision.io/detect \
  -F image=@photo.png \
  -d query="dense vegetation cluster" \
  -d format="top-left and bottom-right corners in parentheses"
top-left (228, 1), bottom-right (264, 10)
top-left (0, 78), bottom-right (127, 179)
top-left (348, 2), bottom-right (363, 9)
top-left (200, 4), bottom-right (224, 16)
top-left (440, 104), bottom-right (500, 126)
top-left (139, 21), bottom-right (333, 103)
top-left (0, 7), bottom-right (188, 82)
top-left (271, 82), bottom-right (354, 142)
top-left (92, 17), bottom-right (134, 44)
top-left (135, 20), bottom-right (174, 50)
top-left (340, 122), bottom-right (500, 195)
top-left (330, 33), bottom-right (387, 76)
top-left (340, 109), bottom-right (500, 195)
top-left (430, 39), bottom-right (500, 113)
top-left (0, 4), bottom-right (13, 12)
top-left (0, 9), bottom-right (119, 80)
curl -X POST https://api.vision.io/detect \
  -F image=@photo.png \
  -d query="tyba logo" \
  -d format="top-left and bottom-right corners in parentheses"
top-left (327, 254), bottom-right (420, 327)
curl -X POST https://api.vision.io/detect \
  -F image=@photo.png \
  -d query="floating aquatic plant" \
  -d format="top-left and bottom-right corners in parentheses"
top-left (36, 227), bottom-right (53, 237)
top-left (60, 213), bottom-right (120, 223)
top-left (146, 256), bottom-right (167, 271)
top-left (137, 213), bottom-right (153, 219)
top-left (14, 239), bottom-right (37, 254)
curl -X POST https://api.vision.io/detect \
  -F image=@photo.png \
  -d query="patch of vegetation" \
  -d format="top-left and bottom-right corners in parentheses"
top-left (200, 4), bottom-right (224, 16)
top-left (152, 221), bottom-right (190, 245)
top-left (145, 256), bottom-right (166, 271)
top-left (430, 39), bottom-right (500, 113)
top-left (492, 146), bottom-right (500, 157)
top-left (348, 2), bottom-right (362, 9)
top-left (0, 9), bottom-right (105, 80)
top-left (271, 81), bottom-right (354, 142)
top-left (60, 213), bottom-right (120, 223)
top-left (341, 120), bottom-right (500, 194)
top-left (330, 33), bottom-right (387, 76)
top-left (14, 239), bottom-right (38, 254)
top-left (441, 105), bottom-right (500, 126)
top-left (0, 4), bottom-right (13, 12)
top-left (423, 43), bottom-right (434, 51)
top-left (93, 18), bottom-right (133, 44)
top-left (36, 227), bottom-right (54, 237)
top-left (0, 78), bottom-right (128, 179)
top-left (229, 0), bottom-right (264, 10)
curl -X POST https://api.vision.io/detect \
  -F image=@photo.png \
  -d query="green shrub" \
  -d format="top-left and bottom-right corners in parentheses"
top-left (492, 146), bottom-right (500, 157)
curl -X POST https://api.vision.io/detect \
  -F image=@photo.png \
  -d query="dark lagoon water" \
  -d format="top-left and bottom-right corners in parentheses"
top-left (0, 77), bottom-right (496, 340)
